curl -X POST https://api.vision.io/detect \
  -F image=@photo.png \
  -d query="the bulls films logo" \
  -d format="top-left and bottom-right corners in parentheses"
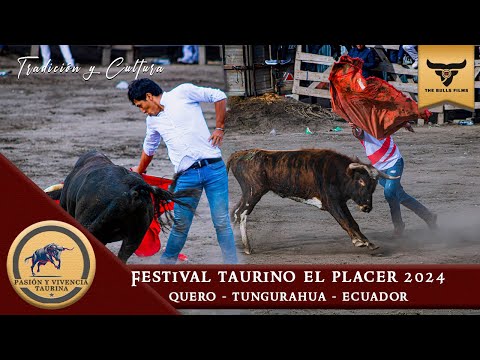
top-left (6, 220), bottom-right (96, 310)
top-left (418, 45), bottom-right (474, 111)
top-left (427, 59), bottom-right (467, 87)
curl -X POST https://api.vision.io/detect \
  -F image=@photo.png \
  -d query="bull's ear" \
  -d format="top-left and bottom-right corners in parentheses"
top-left (346, 166), bottom-right (354, 178)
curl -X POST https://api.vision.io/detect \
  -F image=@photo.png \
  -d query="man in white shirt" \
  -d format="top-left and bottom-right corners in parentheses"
top-left (128, 78), bottom-right (238, 264)
top-left (350, 123), bottom-right (437, 237)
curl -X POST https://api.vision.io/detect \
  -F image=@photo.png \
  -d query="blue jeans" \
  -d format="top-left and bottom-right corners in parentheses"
top-left (378, 158), bottom-right (435, 231)
top-left (388, 46), bottom-right (405, 63)
top-left (160, 159), bottom-right (238, 264)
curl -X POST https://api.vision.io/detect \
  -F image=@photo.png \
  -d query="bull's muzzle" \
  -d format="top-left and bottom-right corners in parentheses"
top-left (359, 205), bottom-right (372, 213)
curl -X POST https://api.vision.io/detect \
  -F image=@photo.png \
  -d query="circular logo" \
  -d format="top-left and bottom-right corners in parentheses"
top-left (6, 220), bottom-right (96, 310)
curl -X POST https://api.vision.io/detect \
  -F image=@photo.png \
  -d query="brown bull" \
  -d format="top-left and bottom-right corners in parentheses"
top-left (227, 148), bottom-right (398, 254)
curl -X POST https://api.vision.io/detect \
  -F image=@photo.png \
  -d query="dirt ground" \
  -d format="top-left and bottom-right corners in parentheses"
top-left (2, 53), bottom-right (480, 315)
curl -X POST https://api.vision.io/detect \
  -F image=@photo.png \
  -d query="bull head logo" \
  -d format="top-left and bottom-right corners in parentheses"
top-left (426, 59), bottom-right (467, 87)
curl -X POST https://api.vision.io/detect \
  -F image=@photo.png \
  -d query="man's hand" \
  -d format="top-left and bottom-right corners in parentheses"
top-left (404, 122), bottom-right (415, 133)
top-left (348, 121), bottom-right (364, 139)
top-left (130, 166), bottom-right (146, 174)
top-left (209, 129), bottom-right (224, 147)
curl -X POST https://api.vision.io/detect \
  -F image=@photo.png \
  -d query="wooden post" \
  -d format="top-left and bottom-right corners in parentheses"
top-left (125, 48), bottom-right (134, 65)
top-left (218, 45), bottom-right (223, 63)
top-left (101, 46), bottom-right (111, 66)
top-left (423, 105), bottom-right (444, 126)
top-left (102, 45), bottom-right (134, 65)
top-left (437, 110), bottom-right (445, 125)
top-left (290, 45), bottom-right (302, 101)
top-left (30, 45), bottom-right (39, 57)
top-left (198, 46), bottom-right (206, 65)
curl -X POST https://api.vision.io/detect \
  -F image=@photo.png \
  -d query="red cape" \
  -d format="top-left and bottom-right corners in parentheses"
top-left (135, 174), bottom-right (174, 257)
top-left (329, 55), bottom-right (430, 139)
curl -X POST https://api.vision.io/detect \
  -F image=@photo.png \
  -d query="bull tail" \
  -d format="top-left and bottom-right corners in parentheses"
top-left (135, 184), bottom-right (200, 231)
top-left (24, 256), bottom-right (33, 263)
top-left (151, 186), bottom-right (199, 212)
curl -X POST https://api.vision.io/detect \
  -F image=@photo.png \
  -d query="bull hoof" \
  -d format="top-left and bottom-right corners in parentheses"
top-left (244, 248), bottom-right (252, 255)
top-left (352, 238), bottom-right (368, 247)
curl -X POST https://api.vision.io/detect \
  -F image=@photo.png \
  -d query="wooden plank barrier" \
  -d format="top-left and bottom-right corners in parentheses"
top-left (222, 45), bottom-right (274, 97)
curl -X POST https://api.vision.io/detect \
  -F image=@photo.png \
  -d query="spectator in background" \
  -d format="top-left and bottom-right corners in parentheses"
top-left (388, 45), bottom-right (405, 65)
top-left (40, 45), bottom-right (75, 68)
top-left (265, 45), bottom-right (296, 65)
top-left (331, 44), bottom-right (351, 60)
top-left (303, 44), bottom-right (322, 71)
top-left (385, 45), bottom-right (408, 82)
top-left (402, 45), bottom-right (418, 69)
top-left (348, 45), bottom-right (379, 78)
top-left (177, 45), bottom-right (199, 64)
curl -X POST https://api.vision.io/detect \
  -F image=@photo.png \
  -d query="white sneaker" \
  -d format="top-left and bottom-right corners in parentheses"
top-left (412, 60), bottom-right (418, 69)
top-left (265, 59), bottom-right (278, 65)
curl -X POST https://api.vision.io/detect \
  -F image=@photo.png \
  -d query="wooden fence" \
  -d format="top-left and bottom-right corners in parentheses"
top-left (291, 45), bottom-right (480, 124)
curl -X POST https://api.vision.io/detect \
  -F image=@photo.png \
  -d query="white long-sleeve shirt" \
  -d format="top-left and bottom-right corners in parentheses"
top-left (143, 83), bottom-right (226, 173)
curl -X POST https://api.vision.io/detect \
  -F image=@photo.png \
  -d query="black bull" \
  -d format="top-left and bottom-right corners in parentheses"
top-left (227, 148), bottom-right (398, 254)
top-left (46, 150), bottom-right (198, 263)
top-left (24, 243), bottom-right (73, 276)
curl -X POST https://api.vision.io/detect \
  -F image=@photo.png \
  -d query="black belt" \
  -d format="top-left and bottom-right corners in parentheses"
top-left (188, 157), bottom-right (222, 170)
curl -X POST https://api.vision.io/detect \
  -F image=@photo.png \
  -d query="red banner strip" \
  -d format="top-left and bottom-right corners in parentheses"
top-left (129, 264), bottom-right (480, 309)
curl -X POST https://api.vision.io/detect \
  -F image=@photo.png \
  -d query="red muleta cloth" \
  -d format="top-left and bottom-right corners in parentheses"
top-left (329, 55), bottom-right (431, 140)
top-left (134, 173), bottom-right (174, 257)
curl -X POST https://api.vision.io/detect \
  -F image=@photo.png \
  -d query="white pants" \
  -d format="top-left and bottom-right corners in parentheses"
top-left (178, 45), bottom-right (199, 63)
top-left (40, 45), bottom-right (75, 66)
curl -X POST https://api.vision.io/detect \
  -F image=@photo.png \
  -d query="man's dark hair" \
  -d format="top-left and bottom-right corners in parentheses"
top-left (127, 78), bottom-right (163, 104)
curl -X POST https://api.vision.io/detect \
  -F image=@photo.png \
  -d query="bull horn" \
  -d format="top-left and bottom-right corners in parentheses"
top-left (426, 60), bottom-right (446, 69)
top-left (348, 163), bottom-right (377, 179)
top-left (44, 183), bottom-right (64, 192)
top-left (349, 163), bottom-right (400, 180)
top-left (375, 169), bottom-right (400, 180)
top-left (447, 59), bottom-right (467, 69)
